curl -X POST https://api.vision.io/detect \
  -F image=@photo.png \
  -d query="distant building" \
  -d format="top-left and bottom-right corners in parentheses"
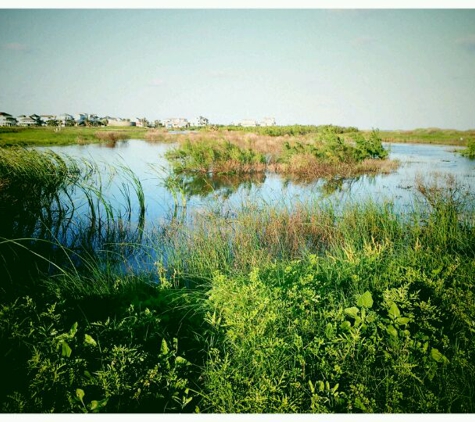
top-left (260, 117), bottom-right (276, 127)
top-left (189, 116), bottom-right (209, 127)
top-left (0, 112), bottom-right (17, 126)
top-left (17, 115), bottom-right (40, 127)
top-left (134, 117), bottom-right (149, 128)
top-left (74, 113), bottom-right (88, 125)
top-left (162, 118), bottom-right (189, 129)
top-left (39, 115), bottom-right (56, 125)
top-left (56, 113), bottom-right (75, 126)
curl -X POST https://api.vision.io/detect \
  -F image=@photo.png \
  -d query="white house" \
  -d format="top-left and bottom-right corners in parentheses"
top-left (134, 117), bottom-right (149, 128)
top-left (0, 112), bottom-right (17, 126)
top-left (17, 115), bottom-right (40, 127)
top-left (260, 117), bottom-right (276, 127)
top-left (39, 115), bottom-right (56, 125)
top-left (189, 116), bottom-right (209, 127)
top-left (56, 114), bottom-right (75, 126)
top-left (162, 118), bottom-right (189, 129)
top-left (107, 117), bottom-right (133, 127)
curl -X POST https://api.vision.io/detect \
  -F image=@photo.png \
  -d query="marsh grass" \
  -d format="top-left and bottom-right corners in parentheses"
top-left (378, 128), bottom-right (475, 146)
top-left (0, 148), bottom-right (147, 299)
top-left (1, 146), bottom-right (475, 413)
top-left (164, 129), bottom-right (396, 183)
top-left (175, 177), bottom-right (475, 412)
top-left (461, 138), bottom-right (475, 159)
top-left (0, 126), bottom-right (148, 147)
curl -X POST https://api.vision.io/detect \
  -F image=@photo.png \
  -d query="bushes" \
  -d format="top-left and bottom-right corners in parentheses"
top-left (461, 138), bottom-right (475, 159)
top-left (0, 291), bottom-right (199, 413)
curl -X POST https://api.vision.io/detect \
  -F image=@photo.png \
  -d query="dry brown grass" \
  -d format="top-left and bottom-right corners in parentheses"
top-left (94, 131), bottom-right (130, 142)
top-left (269, 154), bottom-right (399, 181)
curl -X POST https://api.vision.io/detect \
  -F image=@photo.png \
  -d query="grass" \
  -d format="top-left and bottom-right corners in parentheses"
top-left (377, 127), bottom-right (475, 146)
top-left (0, 126), bottom-right (149, 147)
top-left (1, 147), bottom-right (475, 413)
top-left (164, 129), bottom-right (397, 182)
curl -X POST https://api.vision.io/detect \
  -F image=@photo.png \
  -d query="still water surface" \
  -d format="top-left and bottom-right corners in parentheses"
top-left (41, 140), bottom-right (475, 227)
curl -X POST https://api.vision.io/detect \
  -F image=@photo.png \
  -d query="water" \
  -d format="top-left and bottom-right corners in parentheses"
top-left (40, 140), bottom-right (475, 222)
top-left (32, 140), bottom-right (475, 277)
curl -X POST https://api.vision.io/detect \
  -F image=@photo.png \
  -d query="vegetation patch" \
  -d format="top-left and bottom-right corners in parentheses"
top-left (1, 146), bottom-right (475, 413)
top-left (165, 129), bottom-right (396, 182)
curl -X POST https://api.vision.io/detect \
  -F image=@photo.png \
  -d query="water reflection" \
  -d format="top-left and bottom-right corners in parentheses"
top-left (165, 171), bottom-right (267, 199)
top-left (36, 140), bottom-right (475, 223)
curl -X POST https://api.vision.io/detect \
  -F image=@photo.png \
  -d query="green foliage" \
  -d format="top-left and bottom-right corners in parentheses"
top-left (0, 126), bottom-right (148, 147)
top-left (0, 295), bottom-right (196, 413)
top-left (461, 138), bottom-right (475, 159)
top-left (201, 245), bottom-right (475, 412)
top-left (165, 139), bottom-right (266, 175)
top-left (213, 124), bottom-right (359, 137)
top-left (1, 144), bottom-right (474, 413)
top-left (279, 130), bottom-right (387, 165)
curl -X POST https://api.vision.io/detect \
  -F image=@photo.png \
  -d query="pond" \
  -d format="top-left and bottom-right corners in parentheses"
top-left (39, 140), bottom-right (475, 227)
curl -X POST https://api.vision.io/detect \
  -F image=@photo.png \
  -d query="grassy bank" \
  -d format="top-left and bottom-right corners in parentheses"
top-left (0, 126), bottom-right (149, 147)
top-left (378, 128), bottom-right (475, 146)
top-left (1, 150), bottom-right (475, 413)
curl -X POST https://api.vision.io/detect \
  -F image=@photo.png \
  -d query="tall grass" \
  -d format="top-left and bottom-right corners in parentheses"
top-left (164, 129), bottom-right (396, 182)
top-left (1, 146), bottom-right (475, 413)
top-left (165, 176), bottom-right (474, 413)
top-left (0, 148), bottom-right (147, 299)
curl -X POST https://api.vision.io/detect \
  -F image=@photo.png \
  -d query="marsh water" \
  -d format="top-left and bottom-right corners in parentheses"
top-left (39, 140), bottom-right (475, 227)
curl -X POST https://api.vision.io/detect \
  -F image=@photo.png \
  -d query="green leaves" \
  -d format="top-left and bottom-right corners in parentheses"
top-left (388, 303), bottom-right (401, 320)
top-left (357, 291), bottom-right (373, 309)
top-left (344, 307), bottom-right (360, 319)
top-left (59, 340), bottom-right (72, 357)
top-left (430, 348), bottom-right (449, 364)
top-left (84, 334), bottom-right (97, 347)
top-left (76, 388), bottom-right (85, 402)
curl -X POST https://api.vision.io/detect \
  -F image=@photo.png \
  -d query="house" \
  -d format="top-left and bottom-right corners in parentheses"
top-left (74, 113), bottom-right (88, 125)
top-left (260, 117), bottom-right (276, 127)
top-left (134, 117), bottom-right (149, 128)
top-left (39, 115), bottom-right (56, 125)
top-left (189, 116), bottom-right (209, 127)
top-left (56, 114), bottom-right (75, 126)
top-left (0, 112), bottom-right (17, 126)
top-left (162, 118), bottom-right (189, 129)
top-left (17, 115), bottom-right (40, 127)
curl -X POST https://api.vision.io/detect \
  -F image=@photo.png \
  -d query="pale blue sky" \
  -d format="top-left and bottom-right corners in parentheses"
top-left (1, 8), bottom-right (475, 129)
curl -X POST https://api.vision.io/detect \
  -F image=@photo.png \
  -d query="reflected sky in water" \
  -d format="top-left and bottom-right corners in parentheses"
top-left (40, 140), bottom-right (475, 226)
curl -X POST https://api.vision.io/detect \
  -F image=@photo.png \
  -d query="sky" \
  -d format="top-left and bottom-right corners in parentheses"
top-left (1, 4), bottom-right (475, 130)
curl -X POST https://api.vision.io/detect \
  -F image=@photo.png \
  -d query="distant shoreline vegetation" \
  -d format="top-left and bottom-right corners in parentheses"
top-left (0, 125), bottom-right (474, 148)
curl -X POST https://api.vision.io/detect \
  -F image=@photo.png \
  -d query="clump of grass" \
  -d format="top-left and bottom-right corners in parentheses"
top-left (0, 148), bottom-right (147, 300)
top-left (461, 138), bottom-right (475, 159)
top-left (94, 131), bottom-right (130, 142)
top-left (164, 129), bottom-right (396, 182)
top-left (165, 138), bottom-right (267, 175)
